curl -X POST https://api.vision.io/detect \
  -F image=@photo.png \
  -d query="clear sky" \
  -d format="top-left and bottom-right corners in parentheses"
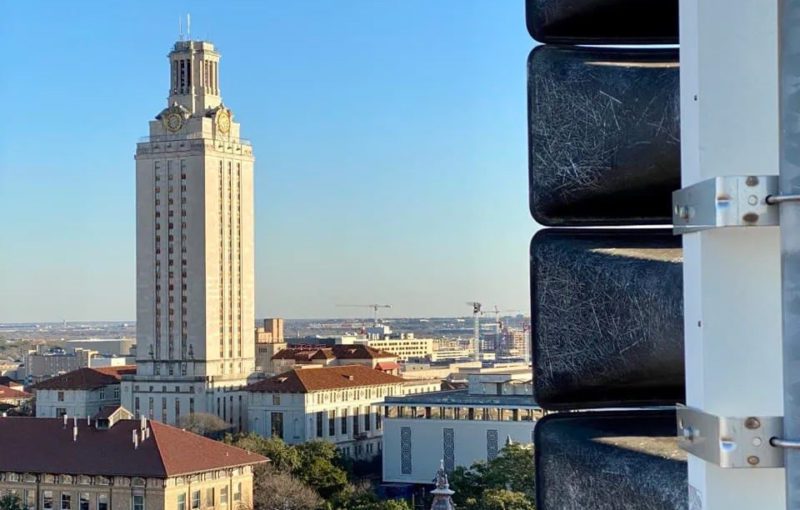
top-left (0, 1), bottom-right (537, 322)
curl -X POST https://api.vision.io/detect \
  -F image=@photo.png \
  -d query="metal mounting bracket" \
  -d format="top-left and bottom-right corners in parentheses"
top-left (676, 405), bottom-right (784, 468)
top-left (672, 175), bottom-right (779, 234)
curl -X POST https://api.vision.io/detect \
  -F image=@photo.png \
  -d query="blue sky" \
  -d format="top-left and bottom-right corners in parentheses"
top-left (0, 1), bottom-right (536, 322)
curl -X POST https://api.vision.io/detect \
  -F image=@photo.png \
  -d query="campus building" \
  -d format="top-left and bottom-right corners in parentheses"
top-left (246, 365), bottom-right (406, 460)
top-left (33, 367), bottom-right (136, 419)
top-left (124, 37), bottom-right (257, 428)
top-left (382, 372), bottom-right (541, 484)
top-left (0, 414), bottom-right (267, 510)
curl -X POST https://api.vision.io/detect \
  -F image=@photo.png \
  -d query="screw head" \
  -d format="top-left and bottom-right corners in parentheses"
top-left (743, 212), bottom-right (760, 223)
top-left (745, 417), bottom-right (761, 429)
top-left (747, 455), bottom-right (760, 466)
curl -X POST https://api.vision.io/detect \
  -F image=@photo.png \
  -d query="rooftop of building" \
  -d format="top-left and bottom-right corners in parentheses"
top-left (65, 338), bottom-right (135, 343)
top-left (0, 416), bottom-right (267, 477)
top-left (31, 366), bottom-right (137, 391)
top-left (0, 376), bottom-right (21, 387)
top-left (246, 364), bottom-right (405, 393)
top-left (271, 344), bottom-right (397, 362)
top-left (384, 389), bottom-right (539, 408)
top-left (0, 385), bottom-right (31, 399)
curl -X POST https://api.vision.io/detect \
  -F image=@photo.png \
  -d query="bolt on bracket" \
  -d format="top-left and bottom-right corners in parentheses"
top-left (677, 405), bottom-right (784, 468)
top-left (672, 175), bottom-right (779, 234)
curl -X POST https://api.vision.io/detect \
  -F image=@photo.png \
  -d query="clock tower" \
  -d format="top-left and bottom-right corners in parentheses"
top-left (123, 39), bottom-right (256, 430)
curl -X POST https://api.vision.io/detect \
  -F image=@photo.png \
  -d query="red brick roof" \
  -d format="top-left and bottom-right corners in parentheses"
top-left (0, 386), bottom-right (31, 399)
top-left (0, 417), bottom-right (267, 477)
top-left (32, 366), bottom-right (137, 391)
top-left (246, 364), bottom-right (405, 393)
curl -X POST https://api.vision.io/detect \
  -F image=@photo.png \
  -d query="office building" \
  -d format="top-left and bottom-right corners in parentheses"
top-left (65, 339), bottom-right (136, 356)
top-left (24, 347), bottom-right (98, 384)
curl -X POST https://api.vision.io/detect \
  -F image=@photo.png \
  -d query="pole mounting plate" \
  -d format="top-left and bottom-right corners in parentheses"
top-left (677, 405), bottom-right (784, 468)
top-left (672, 175), bottom-right (779, 234)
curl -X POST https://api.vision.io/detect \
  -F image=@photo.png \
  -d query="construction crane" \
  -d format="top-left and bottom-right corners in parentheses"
top-left (487, 305), bottom-right (522, 355)
top-left (335, 304), bottom-right (392, 326)
top-left (466, 302), bottom-right (482, 361)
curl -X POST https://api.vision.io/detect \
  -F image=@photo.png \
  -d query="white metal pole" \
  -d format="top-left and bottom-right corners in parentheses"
top-left (680, 0), bottom-right (785, 507)
top-left (778, 1), bottom-right (800, 507)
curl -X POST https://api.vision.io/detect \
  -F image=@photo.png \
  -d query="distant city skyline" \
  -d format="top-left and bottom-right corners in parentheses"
top-left (0, 1), bottom-right (536, 322)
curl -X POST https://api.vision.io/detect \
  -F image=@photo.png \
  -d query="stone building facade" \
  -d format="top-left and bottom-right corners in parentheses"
top-left (124, 37), bottom-right (257, 429)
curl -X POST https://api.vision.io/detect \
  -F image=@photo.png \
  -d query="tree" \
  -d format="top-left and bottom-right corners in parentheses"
top-left (294, 441), bottom-right (349, 499)
top-left (178, 413), bottom-right (231, 438)
top-left (478, 490), bottom-right (535, 510)
top-left (0, 494), bottom-right (24, 510)
top-left (365, 501), bottom-right (412, 510)
top-left (250, 467), bottom-right (321, 510)
top-left (476, 444), bottom-right (535, 498)
top-left (224, 434), bottom-right (393, 507)
top-left (224, 433), bottom-right (300, 473)
top-left (326, 482), bottom-right (411, 510)
top-left (448, 444), bottom-right (536, 509)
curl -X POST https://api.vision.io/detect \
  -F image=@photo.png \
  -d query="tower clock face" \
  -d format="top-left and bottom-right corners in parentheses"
top-left (217, 109), bottom-right (231, 134)
top-left (163, 113), bottom-right (183, 133)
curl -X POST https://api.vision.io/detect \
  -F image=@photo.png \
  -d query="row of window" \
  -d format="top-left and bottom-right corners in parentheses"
top-left (176, 484), bottom-right (240, 510)
top-left (153, 161), bottom-right (188, 362)
top-left (54, 388), bottom-right (119, 403)
top-left (171, 58), bottom-right (219, 95)
top-left (338, 441), bottom-right (380, 458)
top-left (314, 409), bottom-right (382, 438)
top-left (170, 58), bottom-right (219, 95)
top-left (384, 405), bottom-right (541, 422)
top-left (0, 489), bottom-right (113, 510)
top-left (217, 160), bottom-right (243, 359)
top-left (306, 386), bottom-right (397, 406)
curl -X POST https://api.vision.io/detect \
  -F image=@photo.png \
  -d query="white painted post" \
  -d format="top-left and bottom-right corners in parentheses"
top-left (679, 0), bottom-right (785, 508)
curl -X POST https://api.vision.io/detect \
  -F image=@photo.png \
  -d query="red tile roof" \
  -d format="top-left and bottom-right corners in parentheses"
top-left (0, 417), bottom-right (267, 477)
top-left (272, 344), bottom-right (397, 362)
top-left (0, 386), bottom-right (31, 399)
top-left (310, 349), bottom-right (335, 360)
top-left (332, 344), bottom-right (396, 359)
top-left (246, 364), bottom-right (405, 393)
top-left (32, 366), bottom-right (136, 391)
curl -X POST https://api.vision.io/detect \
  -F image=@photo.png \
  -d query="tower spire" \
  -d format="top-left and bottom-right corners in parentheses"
top-left (430, 460), bottom-right (456, 510)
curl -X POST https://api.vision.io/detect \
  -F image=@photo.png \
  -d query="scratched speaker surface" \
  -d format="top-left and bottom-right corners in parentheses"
top-left (528, 45), bottom-right (680, 226)
top-left (531, 228), bottom-right (684, 410)
top-left (535, 410), bottom-right (688, 510)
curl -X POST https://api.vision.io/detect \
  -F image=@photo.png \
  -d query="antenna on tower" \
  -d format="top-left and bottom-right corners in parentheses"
top-left (178, 16), bottom-right (183, 41)
top-left (187, 14), bottom-right (191, 40)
